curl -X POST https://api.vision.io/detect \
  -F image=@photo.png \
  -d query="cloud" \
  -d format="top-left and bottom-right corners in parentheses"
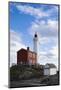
top-left (15, 4), bottom-right (58, 68)
top-left (29, 19), bottom-right (58, 69)
top-left (10, 3), bottom-right (58, 69)
top-left (29, 19), bottom-right (58, 38)
top-left (15, 4), bottom-right (58, 20)
top-left (46, 5), bottom-right (58, 18)
top-left (50, 44), bottom-right (58, 59)
top-left (38, 45), bottom-right (58, 69)
top-left (16, 4), bottom-right (50, 19)
top-left (10, 30), bottom-right (26, 67)
top-left (28, 19), bottom-right (58, 50)
top-left (15, 3), bottom-right (58, 39)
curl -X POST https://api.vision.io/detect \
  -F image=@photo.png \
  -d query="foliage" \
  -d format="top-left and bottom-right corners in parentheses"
top-left (10, 64), bottom-right (43, 81)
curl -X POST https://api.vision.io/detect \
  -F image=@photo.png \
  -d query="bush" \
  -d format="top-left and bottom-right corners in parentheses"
top-left (10, 64), bottom-right (43, 81)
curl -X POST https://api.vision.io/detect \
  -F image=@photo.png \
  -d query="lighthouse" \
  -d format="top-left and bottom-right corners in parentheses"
top-left (33, 32), bottom-right (38, 63)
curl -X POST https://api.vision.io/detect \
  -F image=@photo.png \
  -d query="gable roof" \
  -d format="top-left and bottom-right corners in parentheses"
top-left (44, 63), bottom-right (56, 69)
top-left (17, 48), bottom-right (37, 54)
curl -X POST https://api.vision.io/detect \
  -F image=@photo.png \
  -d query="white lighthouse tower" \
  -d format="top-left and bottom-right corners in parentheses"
top-left (33, 32), bottom-right (38, 63)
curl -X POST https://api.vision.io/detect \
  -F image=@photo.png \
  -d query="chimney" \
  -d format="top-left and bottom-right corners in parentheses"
top-left (27, 47), bottom-right (29, 51)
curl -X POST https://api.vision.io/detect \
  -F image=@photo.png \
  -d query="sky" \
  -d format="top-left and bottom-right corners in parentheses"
top-left (9, 2), bottom-right (59, 69)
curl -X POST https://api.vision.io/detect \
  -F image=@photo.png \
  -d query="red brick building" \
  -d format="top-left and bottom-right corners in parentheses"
top-left (17, 47), bottom-right (37, 65)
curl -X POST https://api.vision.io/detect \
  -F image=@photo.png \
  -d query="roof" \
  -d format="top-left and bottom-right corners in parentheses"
top-left (17, 48), bottom-right (37, 54)
top-left (44, 63), bottom-right (56, 69)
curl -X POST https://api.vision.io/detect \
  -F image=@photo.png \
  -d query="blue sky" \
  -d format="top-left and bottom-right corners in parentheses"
top-left (9, 2), bottom-right (59, 69)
